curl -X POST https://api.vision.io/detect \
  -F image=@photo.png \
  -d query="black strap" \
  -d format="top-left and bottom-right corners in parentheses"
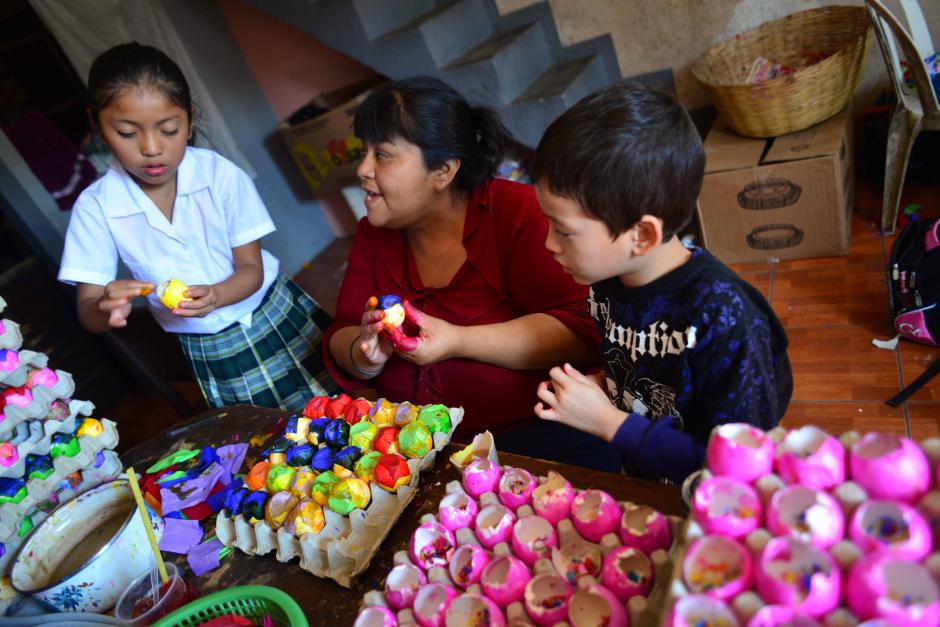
top-left (887, 356), bottom-right (940, 406)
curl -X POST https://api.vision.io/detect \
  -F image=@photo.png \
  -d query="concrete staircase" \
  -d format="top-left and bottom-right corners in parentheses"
top-left (247, 0), bottom-right (671, 147)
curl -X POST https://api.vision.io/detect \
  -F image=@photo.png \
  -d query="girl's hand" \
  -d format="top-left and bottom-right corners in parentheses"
top-left (174, 285), bottom-right (218, 317)
top-left (396, 307), bottom-right (462, 366)
top-left (356, 305), bottom-right (395, 371)
top-left (99, 280), bottom-right (153, 328)
top-left (534, 363), bottom-right (626, 442)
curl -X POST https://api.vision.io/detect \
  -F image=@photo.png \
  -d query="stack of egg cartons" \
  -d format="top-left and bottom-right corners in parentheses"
top-left (0, 295), bottom-right (121, 613)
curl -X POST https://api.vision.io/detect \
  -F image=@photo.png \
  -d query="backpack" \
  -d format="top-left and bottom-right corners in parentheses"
top-left (886, 216), bottom-right (940, 406)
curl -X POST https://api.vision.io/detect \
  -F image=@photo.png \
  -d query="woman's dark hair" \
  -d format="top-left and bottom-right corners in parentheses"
top-left (87, 42), bottom-right (192, 131)
top-left (531, 81), bottom-right (705, 241)
top-left (353, 76), bottom-right (511, 194)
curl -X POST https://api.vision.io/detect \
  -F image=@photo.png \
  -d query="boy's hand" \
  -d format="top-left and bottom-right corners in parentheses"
top-left (99, 280), bottom-right (153, 328)
top-left (174, 285), bottom-right (218, 317)
top-left (535, 363), bottom-right (626, 442)
top-left (395, 306), bottom-right (462, 365)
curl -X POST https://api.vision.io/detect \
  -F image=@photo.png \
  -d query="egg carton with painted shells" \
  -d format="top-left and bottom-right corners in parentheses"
top-left (0, 418), bottom-right (119, 539)
top-left (0, 350), bottom-right (48, 389)
top-left (0, 318), bottom-right (22, 352)
top-left (0, 449), bottom-right (123, 566)
top-left (1, 400), bottom-right (96, 479)
top-left (0, 370), bottom-right (76, 434)
top-left (356, 477), bottom-right (686, 627)
top-left (216, 407), bottom-right (464, 588)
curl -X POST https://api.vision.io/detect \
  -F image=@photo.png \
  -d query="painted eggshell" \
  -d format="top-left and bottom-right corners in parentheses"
top-left (354, 606), bottom-right (398, 627)
top-left (601, 546), bottom-right (653, 603)
top-left (570, 489), bottom-right (620, 543)
top-left (369, 398), bottom-right (397, 427)
top-left (497, 466), bottom-right (537, 511)
top-left (449, 544), bottom-right (491, 588)
top-left (374, 427), bottom-right (401, 455)
top-left (399, 421), bottom-right (434, 459)
top-left (266, 464), bottom-right (296, 493)
top-left (668, 594), bottom-right (739, 627)
top-left (354, 450), bottom-right (383, 482)
top-left (311, 447), bottom-right (336, 472)
top-left (707, 423), bottom-right (775, 482)
top-left (350, 421), bottom-right (379, 452)
top-left (755, 537), bottom-right (841, 617)
top-left (847, 554), bottom-right (940, 626)
top-left (481, 554), bottom-right (531, 607)
top-left (283, 499), bottom-right (325, 536)
top-left (324, 393), bottom-right (353, 420)
top-left (620, 502), bottom-right (672, 555)
top-left (766, 485), bottom-right (844, 549)
top-left (683, 534), bottom-right (752, 600)
top-left (437, 491), bottom-right (479, 531)
top-left (413, 583), bottom-right (458, 627)
top-left (776, 426), bottom-right (845, 490)
top-left (746, 605), bottom-right (820, 627)
top-left (394, 401), bottom-right (420, 427)
top-left (444, 593), bottom-right (505, 627)
top-left (849, 499), bottom-right (933, 560)
top-left (375, 454), bottom-right (412, 492)
top-left (567, 583), bottom-right (628, 627)
top-left (850, 433), bottom-right (930, 503)
top-left (385, 562), bottom-right (427, 610)
top-left (344, 398), bottom-right (372, 425)
top-left (692, 476), bottom-right (762, 538)
top-left (26, 367), bottom-right (57, 388)
top-left (462, 458), bottom-right (501, 499)
top-left (284, 415), bottom-right (311, 443)
top-left (302, 396), bottom-right (329, 419)
top-left (524, 573), bottom-right (571, 627)
top-left (327, 477), bottom-right (371, 515)
top-left (324, 419), bottom-right (350, 449)
top-left (409, 521), bottom-right (456, 570)
top-left (475, 503), bottom-right (516, 549)
top-left (511, 514), bottom-right (558, 565)
top-left (418, 403), bottom-right (452, 434)
top-left (532, 471), bottom-right (574, 525)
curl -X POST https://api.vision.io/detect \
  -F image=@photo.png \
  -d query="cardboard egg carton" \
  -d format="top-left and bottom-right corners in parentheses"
top-left (0, 319), bottom-right (22, 352)
top-left (0, 400), bottom-right (96, 479)
top-left (0, 350), bottom-right (48, 389)
top-left (0, 370), bottom-right (76, 435)
top-left (216, 407), bottom-right (464, 588)
top-left (0, 418), bottom-right (119, 539)
top-left (357, 468), bottom-right (685, 627)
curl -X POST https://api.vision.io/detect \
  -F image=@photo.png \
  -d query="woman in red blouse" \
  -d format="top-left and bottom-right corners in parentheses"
top-left (323, 77), bottom-right (620, 471)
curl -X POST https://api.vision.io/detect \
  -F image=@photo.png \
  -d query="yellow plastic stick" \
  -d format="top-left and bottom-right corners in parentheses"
top-left (127, 467), bottom-right (169, 584)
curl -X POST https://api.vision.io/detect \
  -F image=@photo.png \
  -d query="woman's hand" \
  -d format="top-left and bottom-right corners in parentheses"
top-left (395, 306), bottom-right (463, 366)
top-left (99, 279), bottom-right (153, 328)
top-left (534, 363), bottom-right (626, 442)
top-left (174, 285), bottom-right (219, 317)
top-left (356, 306), bottom-right (395, 371)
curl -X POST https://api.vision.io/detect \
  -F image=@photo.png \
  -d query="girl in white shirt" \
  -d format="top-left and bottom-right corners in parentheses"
top-left (59, 43), bottom-right (337, 411)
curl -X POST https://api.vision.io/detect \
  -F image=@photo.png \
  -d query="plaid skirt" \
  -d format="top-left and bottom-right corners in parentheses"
top-left (179, 274), bottom-right (339, 411)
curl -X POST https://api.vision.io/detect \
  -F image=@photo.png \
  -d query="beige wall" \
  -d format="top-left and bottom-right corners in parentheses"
top-left (496, 0), bottom-right (940, 109)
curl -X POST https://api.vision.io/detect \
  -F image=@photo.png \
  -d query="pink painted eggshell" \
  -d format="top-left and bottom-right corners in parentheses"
top-left (409, 521), bottom-right (456, 570)
top-left (776, 426), bottom-right (845, 490)
top-left (511, 514), bottom-right (557, 565)
top-left (475, 503), bottom-right (516, 549)
top-left (601, 546), bottom-right (653, 602)
top-left (449, 544), bottom-right (490, 588)
top-left (755, 537), bottom-right (841, 618)
top-left (413, 583), bottom-right (458, 627)
top-left (567, 583), bottom-right (628, 627)
top-left (445, 593), bottom-right (506, 627)
top-left (497, 466), bottom-right (536, 511)
top-left (437, 491), bottom-right (478, 531)
top-left (707, 423), bottom-right (774, 482)
top-left (766, 485), bottom-right (844, 549)
top-left (850, 433), bottom-right (930, 503)
top-left (620, 502), bottom-right (672, 555)
top-left (532, 471), bottom-right (574, 525)
top-left (692, 476), bottom-right (762, 538)
top-left (480, 554), bottom-right (531, 607)
top-left (847, 554), bottom-right (940, 626)
top-left (747, 605), bottom-right (820, 627)
top-left (683, 535), bottom-right (752, 600)
top-left (385, 563), bottom-right (427, 610)
top-left (524, 573), bottom-right (571, 626)
top-left (849, 500), bottom-right (933, 560)
top-left (354, 606), bottom-right (398, 627)
top-left (26, 367), bottom-right (57, 388)
top-left (462, 458), bottom-right (501, 499)
top-left (570, 489), bottom-right (621, 543)
top-left (669, 594), bottom-right (739, 627)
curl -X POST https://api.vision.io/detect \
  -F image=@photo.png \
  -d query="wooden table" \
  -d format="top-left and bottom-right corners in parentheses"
top-left (122, 405), bottom-right (685, 624)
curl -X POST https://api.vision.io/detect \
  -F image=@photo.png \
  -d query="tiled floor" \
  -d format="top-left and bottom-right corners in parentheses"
top-left (102, 177), bottom-right (940, 452)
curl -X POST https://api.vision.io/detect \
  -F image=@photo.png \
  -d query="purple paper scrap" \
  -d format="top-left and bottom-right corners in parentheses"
top-left (187, 538), bottom-right (223, 576)
top-left (158, 518), bottom-right (203, 554)
top-left (160, 462), bottom-right (225, 513)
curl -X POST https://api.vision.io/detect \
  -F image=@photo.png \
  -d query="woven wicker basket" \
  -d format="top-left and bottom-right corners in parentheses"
top-left (692, 5), bottom-right (872, 138)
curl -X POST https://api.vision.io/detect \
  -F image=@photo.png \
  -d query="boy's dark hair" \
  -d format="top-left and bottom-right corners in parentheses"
top-left (353, 76), bottom-right (511, 194)
top-left (531, 81), bottom-right (705, 240)
top-left (87, 42), bottom-right (192, 131)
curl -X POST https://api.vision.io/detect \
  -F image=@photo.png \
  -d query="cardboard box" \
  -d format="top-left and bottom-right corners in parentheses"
top-left (696, 107), bottom-right (855, 264)
top-left (278, 78), bottom-right (384, 193)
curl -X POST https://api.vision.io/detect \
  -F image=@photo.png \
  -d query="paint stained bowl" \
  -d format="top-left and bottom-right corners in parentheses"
top-left (11, 479), bottom-right (165, 612)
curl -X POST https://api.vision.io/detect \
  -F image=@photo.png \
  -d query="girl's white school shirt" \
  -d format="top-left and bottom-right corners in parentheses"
top-left (58, 146), bottom-right (280, 335)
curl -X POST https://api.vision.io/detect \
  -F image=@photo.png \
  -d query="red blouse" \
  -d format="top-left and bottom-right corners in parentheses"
top-left (322, 178), bottom-right (600, 440)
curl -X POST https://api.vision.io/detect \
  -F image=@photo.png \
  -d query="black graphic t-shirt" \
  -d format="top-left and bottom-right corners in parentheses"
top-left (594, 248), bottom-right (792, 484)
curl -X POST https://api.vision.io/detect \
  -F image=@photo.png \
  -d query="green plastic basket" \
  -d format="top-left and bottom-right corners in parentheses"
top-left (151, 585), bottom-right (309, 627)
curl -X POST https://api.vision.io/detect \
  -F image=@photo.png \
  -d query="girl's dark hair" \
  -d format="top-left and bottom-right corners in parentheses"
top-left (353, 76), bottom-right (511, 194)
top-left (87, 42), bottom-right (192, 130)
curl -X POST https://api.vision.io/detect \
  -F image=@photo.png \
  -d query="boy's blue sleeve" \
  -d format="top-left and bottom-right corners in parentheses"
top-left (612, 414), bottom-right (704, 485)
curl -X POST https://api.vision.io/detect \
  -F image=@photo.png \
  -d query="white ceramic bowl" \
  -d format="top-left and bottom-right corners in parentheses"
top-left (11, 479), bottom-right (164, 612)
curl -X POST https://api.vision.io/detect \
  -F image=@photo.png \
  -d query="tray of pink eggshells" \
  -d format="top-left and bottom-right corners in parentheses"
top-left (354, 448), bottom-right (686, 627)
top-left (664, 422), bottom-right (940, 627)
